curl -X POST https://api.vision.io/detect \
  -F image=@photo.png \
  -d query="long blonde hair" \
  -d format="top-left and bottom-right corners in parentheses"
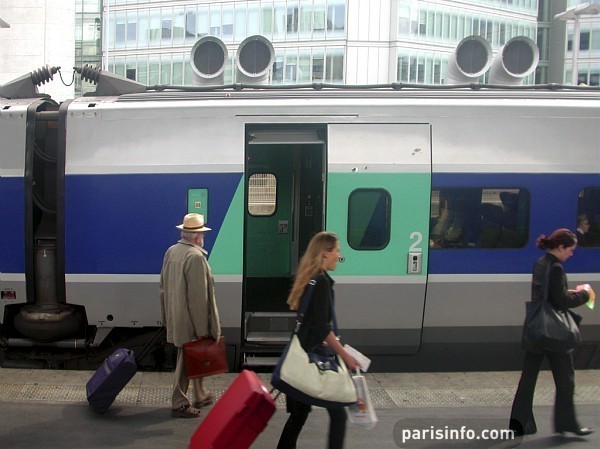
top-left (287, 231), bottom-right (339, 310)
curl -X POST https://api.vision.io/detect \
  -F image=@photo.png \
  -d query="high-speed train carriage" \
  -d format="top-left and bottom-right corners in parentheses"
top-left (0, 81), bottom-right (599, 371)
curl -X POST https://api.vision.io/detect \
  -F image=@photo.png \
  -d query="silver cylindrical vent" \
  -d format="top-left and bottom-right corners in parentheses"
top-left (489, 36), bottom-right (539, 85)
top-left (445, 35), bottom-right (492, 84)
top-left (190, 36), bottom-right (228, 85)
top-left (235, 35), bottom-right (274, 84)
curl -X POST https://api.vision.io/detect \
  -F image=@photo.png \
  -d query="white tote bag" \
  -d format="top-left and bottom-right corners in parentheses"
top-left (273, 333), bottom-right (358, 407)
top-left (346, 369), bottom-right (378, 428)
top-left (271, 278), bottom-right (358, 408)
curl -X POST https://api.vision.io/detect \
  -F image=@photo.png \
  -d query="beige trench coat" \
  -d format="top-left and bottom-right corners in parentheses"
top-left (159, 239), bottom-right (221, 347)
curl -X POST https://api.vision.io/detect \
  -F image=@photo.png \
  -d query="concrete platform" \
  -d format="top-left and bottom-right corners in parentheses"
top-left (0, 368), bottom-right (598, 448)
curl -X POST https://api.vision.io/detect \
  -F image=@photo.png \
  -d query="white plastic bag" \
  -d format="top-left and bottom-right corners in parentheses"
top-left (346, 369), bottom-right (378, 429)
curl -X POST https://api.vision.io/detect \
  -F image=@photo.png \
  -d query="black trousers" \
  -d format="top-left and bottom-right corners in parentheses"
top-left (277, 396), bottom-right (347, 449)
top-left (510, 350), bottom-right (580, 434)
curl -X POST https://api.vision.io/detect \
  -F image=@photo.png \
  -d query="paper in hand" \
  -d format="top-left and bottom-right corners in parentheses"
top-left (584, 284), bottom-right (596, 310)
top-left (344, 344), bottom-right (372, 372)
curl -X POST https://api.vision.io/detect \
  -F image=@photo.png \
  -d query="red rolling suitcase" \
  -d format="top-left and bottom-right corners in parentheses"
top-left (189, 369), bottom-right (276, 449)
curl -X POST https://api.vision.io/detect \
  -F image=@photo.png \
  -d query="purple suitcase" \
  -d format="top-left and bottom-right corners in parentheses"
top-left (86, 348), bottom-right (137, 413)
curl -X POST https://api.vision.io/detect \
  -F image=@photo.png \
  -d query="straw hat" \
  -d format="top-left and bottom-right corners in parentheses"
top-left (176, 213), bottom-right (211, 232)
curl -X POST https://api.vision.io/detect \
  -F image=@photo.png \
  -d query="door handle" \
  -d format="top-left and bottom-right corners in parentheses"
top-left (278, 220), bottom-right (289, 234)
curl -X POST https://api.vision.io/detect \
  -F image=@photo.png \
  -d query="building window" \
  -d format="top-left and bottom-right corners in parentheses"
top-left (186, 9), bottom-right (196, 40)
top-left (172, 53), bottom-right (184, 85)
top-left (272, 59), bottom-right (283, 82)
top-left (326, 49), bottom-right (344, 82)
top-left (397, 1), bottom-right (535, 48)
top-left (327, 2), bottom-right (345, 35)
top-left (210, 6), bottom-right (221, 36)
top-left (299, 50), bottom-right (311, 82)
top-left (145, 55), bottom-right (157, 84)
top-left (106, 1), bottom-right (346, 53)
top-left (126, 55), bottom-right (136, 80)
top-left (221, 5), bottom-right (233, 42)
top-left (398, 55), bottom-right (409, 81)
top-left (285, 64), bottom-right (297, 81)
top-left (173, 8), bottom-right (185, 44)
top-left (535, 64), bottom-right (548, 84)
top-left (115, 12), bottom-right (125, 48)
top-left (162, 19), bottom-right (172, 40)
top-left (313, 2), bottom-right (326, 35)
top-left (312, 55), bottom-right (324, 80)
top-left (348, 189), bottom-right (391, 250)
top-left (137, 56), bottom-right (148, 85)
top-left (273, 2), bottom-right (286, 39)
top-left (127, 14), bottom-right (136, 45)
top-left (138, 10), bottom-right (149, 48)
top-left (418, 10), bottom-right (426, 35)
top-left (270, 47), bottom-right (343, 84)
top-left (149, 9), bottom-right (160, 45)
top-left (160, 54), bottom-right (171, 84)
top-left (398, 3), bottom-right (411, 37)
top-left (287, 6), bottom-right (298, 33)
top-left (580, 31), bottom-right (590, 51)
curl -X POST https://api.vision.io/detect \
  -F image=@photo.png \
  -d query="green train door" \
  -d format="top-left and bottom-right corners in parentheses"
top-left (324, 123), bottom-right (432, 358)
top-left (243, 126), bottom-right (326, 364)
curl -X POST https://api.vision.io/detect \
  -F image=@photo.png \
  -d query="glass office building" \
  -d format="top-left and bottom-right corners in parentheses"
top-left (396, 0), bottom-right (538, 84)
top-left (96, 0), bottom-right (541, 88)
top-left (101, 0), bottom-right (346, 86)
top-left (564, 0), bottom-right (600, 85)
top-left (76, 0), bottom-right (104, 95)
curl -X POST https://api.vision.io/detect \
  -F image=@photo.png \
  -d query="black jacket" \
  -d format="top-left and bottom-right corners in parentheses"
top-left (297, 273), bottom-right (334, 352)
top-left (531, 253), bottom-right (588, 311)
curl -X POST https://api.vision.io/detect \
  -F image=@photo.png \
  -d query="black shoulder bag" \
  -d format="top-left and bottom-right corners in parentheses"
top-left (522, 262), bottom-right (582, 353)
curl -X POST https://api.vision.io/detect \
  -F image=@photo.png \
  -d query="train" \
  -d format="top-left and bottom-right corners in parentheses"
top-left (0, 35), bottom-right (599, 372)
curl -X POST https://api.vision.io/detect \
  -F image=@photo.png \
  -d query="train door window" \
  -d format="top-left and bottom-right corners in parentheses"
top-left (248, 173), bottom-right (277, 216)
top-left (577, 188), bottom-right (600, 247)
top-left (430, 188), bottom-right (530, 249)
top-left (348, 189), bottom-right (391, 250)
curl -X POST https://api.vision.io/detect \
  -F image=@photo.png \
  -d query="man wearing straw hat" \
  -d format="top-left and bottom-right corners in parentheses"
top-left (160, 213), bottom-right (221, 418)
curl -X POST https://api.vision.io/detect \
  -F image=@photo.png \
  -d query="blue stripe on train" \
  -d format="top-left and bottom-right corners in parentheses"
top-left (7, 171), bottom-right (598, 276)
top-left (65, 172), bottom-right (242, 274)
top-left (428, 173), bottom-right (600, 275)
top-left (0, 178), bottom-right (25, 273)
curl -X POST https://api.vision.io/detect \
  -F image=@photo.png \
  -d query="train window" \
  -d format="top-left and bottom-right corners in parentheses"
top-left (577, 188), bottom-right (600, 247)
top-left (430, 188), bottom-right (530, 249)
top-left (248, 173), bottom-right (277, 216)
top-left (348, 189), bottom-right (391, 250)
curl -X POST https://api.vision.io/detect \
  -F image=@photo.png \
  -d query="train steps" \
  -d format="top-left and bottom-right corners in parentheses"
top-left (242, 311), bottom-right (295, 369)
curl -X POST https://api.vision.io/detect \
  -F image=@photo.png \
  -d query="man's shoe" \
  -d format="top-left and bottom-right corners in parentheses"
top-left (193, 393), bottom-right (215, 409)
top-left (171, 405), bottom-right (201, 418)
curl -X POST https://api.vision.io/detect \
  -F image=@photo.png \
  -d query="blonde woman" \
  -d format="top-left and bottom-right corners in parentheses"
top-left (277, 231), bottom-right (359, 449)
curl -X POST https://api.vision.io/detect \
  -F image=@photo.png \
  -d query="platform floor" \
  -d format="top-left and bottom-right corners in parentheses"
top-left (1, 368), bottom-right (600, 409)
top-left (0, 368), bottom-right (599, 448)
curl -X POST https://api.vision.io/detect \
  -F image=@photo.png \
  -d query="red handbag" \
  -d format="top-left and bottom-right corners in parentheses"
top-left (183, 336), bottom-right (229, 379)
